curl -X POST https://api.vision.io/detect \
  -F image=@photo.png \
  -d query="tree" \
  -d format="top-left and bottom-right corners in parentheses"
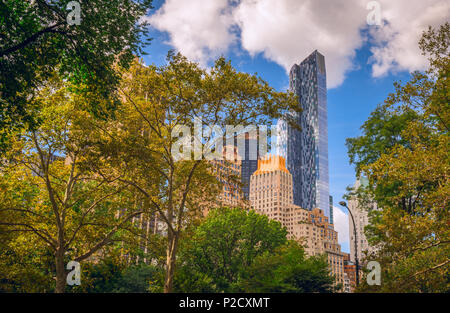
top-left (0, 75), bottom-right (146, 293)
top-left (346, 23), bottom-right (449, 292)
top-left (174, 209), bottom-right (335, 293)
top-left (0, 0), bottom-right (153, 152)
top-left (0, 231), bottom-right (55, 292)
top-left (89, 53), bottom-right (300, 292)
top-left (346, 106), bottom-right (419, 178)
top-left (239, 241), bottom-right (336, 293)
top-left (174, 208), bottom-right (288, 292)
top-left (68, 256), bottom-right (163, 293)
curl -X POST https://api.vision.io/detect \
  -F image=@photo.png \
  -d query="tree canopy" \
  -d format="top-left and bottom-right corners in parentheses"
top-left (346, 23), bottom-right (449, 292)
top-left (0, 50), bottom-right (301, 293)
top-left (0, 0), bottom-right (153, 152)
top-left (174, 208), bottom-right (335, 293)
top-left (88, 53), bottom-right (300, 292)
top-left (0, 74), bottom-right (146, 293)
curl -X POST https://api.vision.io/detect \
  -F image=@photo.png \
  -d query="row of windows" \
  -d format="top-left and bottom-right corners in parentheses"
top-left (251, 194), bottom-right (292, 200)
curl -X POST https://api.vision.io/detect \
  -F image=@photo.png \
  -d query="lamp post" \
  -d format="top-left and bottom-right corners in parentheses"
top-left (339, 201), bottom-right (359, 287)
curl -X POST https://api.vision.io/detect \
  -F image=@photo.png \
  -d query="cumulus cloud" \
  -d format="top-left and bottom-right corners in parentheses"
top-left (148, 0), bottom-right (449, 87)
top-left (234, 0), bottom-right (366, 87)
top-left (333, 205), bottom-right (349, 246)
top-left (369, 0), bottom-right (450, 77)
top-left (148, 0), bottom-right (237, 64)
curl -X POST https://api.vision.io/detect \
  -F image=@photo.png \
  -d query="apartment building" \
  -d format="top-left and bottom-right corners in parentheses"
top-left (348, 178), bottom-right (378, 264)
top-left (343, 253), bottom-right (357, 292)
top-left (209, 145), bottom-right (246, 208)
top-left (250, 155), bottom-right (344, 286)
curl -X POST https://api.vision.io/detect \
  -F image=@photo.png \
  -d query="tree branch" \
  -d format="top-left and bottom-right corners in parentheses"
top-left (74, 210), bottom-right (144, 262)
top-left (0, 23), bottom-right (65, 57)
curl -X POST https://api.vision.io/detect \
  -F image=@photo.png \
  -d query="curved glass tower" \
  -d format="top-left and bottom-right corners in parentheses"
top-left (277, 50), bottom-right (329, 217)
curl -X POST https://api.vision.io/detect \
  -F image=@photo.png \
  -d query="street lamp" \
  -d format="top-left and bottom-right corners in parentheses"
top-left (339, 200), bottom-right (359, 287)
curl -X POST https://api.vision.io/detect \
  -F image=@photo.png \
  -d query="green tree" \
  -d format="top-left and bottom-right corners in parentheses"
top-left (346, 23), bottom-right (449, 292)
top-left (0, 76), bottom-right (146, 293)
top-left (115, 263), bottom-right (163, 293)
top-left (0, 0), bottom-right (153, 152)
top-left (174, 208), bottom-right (288, 292)
top-left (89, 53), bottom-right (300, 292)
top-left (68, 256), bottom-right (125, 293)
top-left (175, 209), bottom-right (336, 293)
top-left (68, 256), bottom-right (163, 293)
top-left (0, 233), bottom-right (55, 292)
top-left (239, 241), bottom-right (336, 293)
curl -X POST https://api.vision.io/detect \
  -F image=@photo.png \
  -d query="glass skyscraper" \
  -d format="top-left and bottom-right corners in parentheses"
top-left (239, 133), bottom-right (260, 200)
top-left (277, 50), bottom-right (329, 217)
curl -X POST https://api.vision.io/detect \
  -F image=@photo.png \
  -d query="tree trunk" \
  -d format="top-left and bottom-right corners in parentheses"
top-left (164, 234), bottom-right (178, 293)
top-left (55, 248), bottom-right (66, 293)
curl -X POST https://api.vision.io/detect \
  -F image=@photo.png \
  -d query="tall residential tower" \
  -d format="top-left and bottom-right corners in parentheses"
top-left (277, 50), bottom-right (329, 217)
top-left (239, 133), bottom-right (260, 200)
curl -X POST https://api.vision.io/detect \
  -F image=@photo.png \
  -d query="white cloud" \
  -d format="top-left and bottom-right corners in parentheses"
top-left (369, 0), bottom-right (450, 77)
top-left (148, 0), bottom-right (237, 65)
top-left (233, 0), bottom-right (366, 88)
top-left (333, 205), bottom-right (349, 246)
top-left (148, 0), bottom-right (450, 87)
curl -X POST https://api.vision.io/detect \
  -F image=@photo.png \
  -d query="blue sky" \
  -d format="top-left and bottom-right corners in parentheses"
top-left (141, 0), bottom-right (448, 252)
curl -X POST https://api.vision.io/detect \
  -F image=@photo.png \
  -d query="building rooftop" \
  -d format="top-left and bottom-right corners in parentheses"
top-left (253, 155), bottom-right (289, 175)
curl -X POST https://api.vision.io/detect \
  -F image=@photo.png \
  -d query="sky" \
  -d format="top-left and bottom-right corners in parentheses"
top-left (141, 0), bottom-right (449, 252)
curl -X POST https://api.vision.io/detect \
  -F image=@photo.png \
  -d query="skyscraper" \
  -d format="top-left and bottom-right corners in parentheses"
top-left (249, 155), bottom-right (344, 287)
top-left (240, 133), bottom-right (260, 200)
top-left (348, 178), bottom-right (378, 264)
top-left (329, 195), bottom-right (334, 225)
top-left (277, 50), bottom-right (329, 217)
top-left (249, 155), bottom-right (294, 223)
top-left (209, 145), bottom-right (245, 209)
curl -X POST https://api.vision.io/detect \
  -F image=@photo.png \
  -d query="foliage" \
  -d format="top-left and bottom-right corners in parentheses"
top-left (239, 241), bottom-right (336, 293)
top-left (346, 23), bottom-right (450, 292)
top-left (346, 106), bottom-right (419, 178)
top-left (0, 233), bottom-right (55, 292)
top-left (0, 0), bottom-right (153, 152)
top-left (88, 52), bottom-right (300, 292)
top-left (0, 75), bottom-right (146, 292)
top-left (176, 208), bottom-right (287, 292)
top-left (69, 257), bottom-right (163, 293)
top-left (174, 208), bottom-right (334, 293)
top-left (0, 51), bottom-right (299, 293)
